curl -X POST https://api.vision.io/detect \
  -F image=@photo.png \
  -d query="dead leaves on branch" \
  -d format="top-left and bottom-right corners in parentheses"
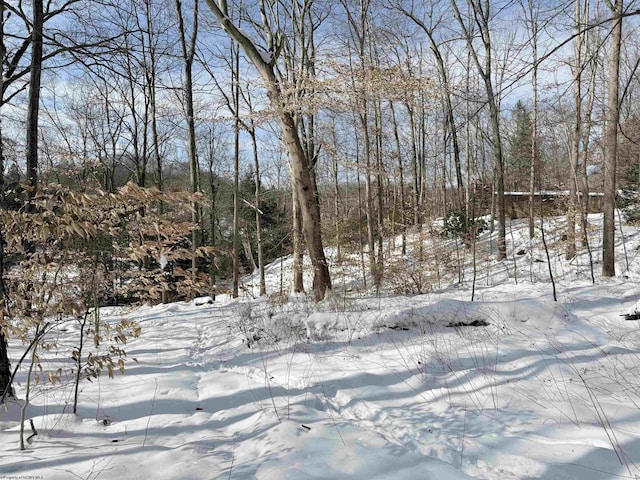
top-left (0, 182), bottom-right (213, 389)
top-left (205, 59), bottom-right (439, 125)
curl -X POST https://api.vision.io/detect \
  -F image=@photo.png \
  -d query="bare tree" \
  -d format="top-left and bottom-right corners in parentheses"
top-left (519, 0), bottom-right (541, 239)
top-left (231, 41), bottom-right (241, 298)
top-left (341, 0), bottom-right (382, 287)
top-left (602, 0), bottom-right (623, 277)
top-left (203, 0), bottom-right (331, 300)
top-left (451, 0), bottom-right (507, 261)
top-left (26, 0), bottom-right (44, 191)
top-left (566, 0), bottom-right (589, 261)
top-left (397, 2), bottom-right (464, 210)
top-left (175, 0), bottom-right (201, 288)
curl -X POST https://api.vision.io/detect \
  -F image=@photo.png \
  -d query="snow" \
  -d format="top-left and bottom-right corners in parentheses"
top-left (2, 214), bottom-right (640, 479)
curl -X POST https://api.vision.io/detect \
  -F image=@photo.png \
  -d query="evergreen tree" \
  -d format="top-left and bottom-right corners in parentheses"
top-left (508, 100), bottom-right (533, 191)
top-left (238, 174), bottom-right (290, 271)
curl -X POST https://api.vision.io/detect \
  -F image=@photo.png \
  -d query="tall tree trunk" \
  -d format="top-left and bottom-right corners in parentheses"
top-left (361, 106), bottom-right (377, 286)
top-left (0, 0), bottom-right (4, 194)
top-left (567, 0), bottom-right (585, 261)
top-left (232, 89), bottom-right (240, 298)
top-left (487, 85), bottom-right (506, 260)
top-left (402, 8), bottom-right (464, 208)
top-left (0, 225), bottom-right (13, 401)
top-left (143, 0), bottom-right (163, 198)
top-left (124, 41), bottom-right (146, 187)
top-left (374, 98), bottom-right (384, 287)
top-left (354, 127), bottom-right (368, 289)
top-left (465, 47), bottom-right (473, 223)
top-left (331, 120), bottom-right (342, 260)
top-left (390, 101), bottom-right (407, 255)
top-left (451, 0), bottom-right (506, 260)
top-left (348, 43), bottom-right (377, 288)
top-left (529, 57), bottom-right (537, 240)
top-left (602, 0), bottom-right (623, 277)
top-left (281, 115), bottom-right (332, 300)
top-left (250, 129), bottom-right (266, 296)
top-left (524, 0), bottom-right (539, 240)
top-left (579, 12), bottom-right (598, 259)
top-left (292, 186), bottom-right (304, 293)
top-left (26, 0), bottom-right (44, 192)
top-left (176, 0), bottom-right (200, 290)
top-left (206, 0), bottom-right (331, 300)
top-left (207, 126), bottom-right (218, 295)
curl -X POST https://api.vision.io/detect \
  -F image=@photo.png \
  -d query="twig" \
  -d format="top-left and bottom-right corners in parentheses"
top-left (26, 418), bottom-right (38, 443)
top-left (460, 409), bottom-right (467, 469)
top-left (227, 436), bottom-right (236, 480)
top-left (142, 378), bottom-right (158, 447)
top-left (20, 322), bottom-right (45, 450)
top-left (1, 322), bottom-right (50, 405)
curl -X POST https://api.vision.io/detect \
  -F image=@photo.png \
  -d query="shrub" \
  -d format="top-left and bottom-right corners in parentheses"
top-left (441, 210), bottom-right (488, 245)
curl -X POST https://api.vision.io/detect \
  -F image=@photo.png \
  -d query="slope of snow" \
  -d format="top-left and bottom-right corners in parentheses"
top-left (2, 214), bottom-right (640, 479)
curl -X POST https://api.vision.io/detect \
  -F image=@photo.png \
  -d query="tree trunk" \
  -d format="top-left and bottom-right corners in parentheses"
top-left (405, 105), bottom-right (421, 226)
top-left (374, 98), bottom-right (384, 287)
top-left (332, 121), bottom-right (342, 260)
top-left (487, 91), bottom-right (506, 261)
top-left (232, 107), bottom-right (240, 298)
top-left (567, 0), bottom-right (585, 261)
top-left (390, 101), bottom-right (407, 255)
top-left (579, 11), bottom-right (598, 260)
top-left (0, 0), bottom-right (4, 194)
top-left (451, 0), bottom-right (505, 260)
top-left (26, 0), bottom-right (44, 191)
top-left (281, 114), bottom-right (332, 300)
top-left (292, 186), bottom-right (304, 293)
top-left (176, 0), bottom-right (200, 290)
top-left (602, 0), bottom-right (623, 277)
top-left (242, 228), bottom-right (258, 273)
top-left (143, 0), bottom-right (163, 199)
top-left (428, 32), bottom-right (463, 207)
top-left (527, 0), bottom-right (538, 240)
top-left (0, 124), bottom-right (5, 194)
top-left (250, 129), bottom-right (266, 296)
top-left (0, 227), bottom-right (13, 401)
top-left (206, 0), bottom-right (331, 300)
top-left (207, 126), bottom-right (218, 296)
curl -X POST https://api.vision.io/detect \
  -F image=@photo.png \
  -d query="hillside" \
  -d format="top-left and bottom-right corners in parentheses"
top-left (2, 213), bottom-right (640, 479)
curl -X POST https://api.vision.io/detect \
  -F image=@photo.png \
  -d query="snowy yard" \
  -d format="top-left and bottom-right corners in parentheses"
top-left (2, 216), bottom-right (640, 479)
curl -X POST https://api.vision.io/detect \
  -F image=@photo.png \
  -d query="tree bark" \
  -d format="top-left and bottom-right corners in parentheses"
top-left (0, 0), bottom-right (5, 194)
top-left (250, 129), bottom-right (266, 296)
top-left (374, 98), bottom-right (384, 287)
top-left (232, 70), bottom-right (240, 298)
top-left (292, 187), bottom-right (304, 293)
top-left (406, 104), bottom-right (421, 226)
top-left (522, 0), bottom-right (539, 240)
top-left (206, 126), bottom-right (218, 295)
top-left (390, 101), bottom-right (407, 255)
top-left (602, 0), bottom-right (623, 277)
top-left (242, 227), bottom-right (258, 273)
top-left (26, 0), bottom-right (44, 191)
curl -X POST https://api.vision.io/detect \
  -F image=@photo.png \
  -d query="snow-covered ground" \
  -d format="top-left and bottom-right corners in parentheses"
top-left (2, 214), bottom-right (640, 479)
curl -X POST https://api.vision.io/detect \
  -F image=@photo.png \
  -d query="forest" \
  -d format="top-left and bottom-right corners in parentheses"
top-left (1, 1), bottom-right (640, 474)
